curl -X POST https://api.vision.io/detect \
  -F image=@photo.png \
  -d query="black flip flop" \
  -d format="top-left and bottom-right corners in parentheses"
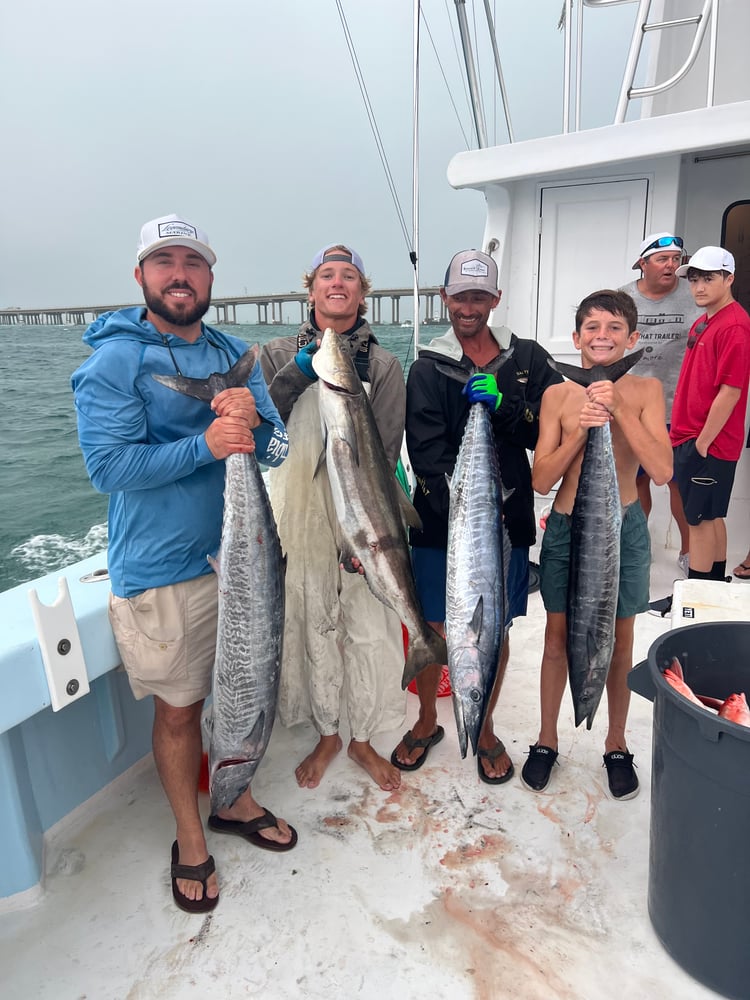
top-left (390, 725), bottom-right (445, 771)
top-left (477, 740), bottom-right (515, 785)
top-left (207, 808), bottom-right (298, 852)
top-left (733, 562), bottom-right (750, 580)
top-left (170, 840), bottom-right (219, 914)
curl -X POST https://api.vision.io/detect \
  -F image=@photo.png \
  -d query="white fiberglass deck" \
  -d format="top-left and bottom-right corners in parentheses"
top-left (1, 489), bottom-right (746, 1000)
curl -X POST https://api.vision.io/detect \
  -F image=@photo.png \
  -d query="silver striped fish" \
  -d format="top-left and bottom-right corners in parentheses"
top-left (153, 348), bottom-right (285, 811)
top-left (553, 349), bottom-right (643, 729)
top-left (438, 350), bottom-right (513, 758)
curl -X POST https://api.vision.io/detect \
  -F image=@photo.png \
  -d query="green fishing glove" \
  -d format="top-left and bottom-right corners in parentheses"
top-left (463, 372), bottom-right (503, 411)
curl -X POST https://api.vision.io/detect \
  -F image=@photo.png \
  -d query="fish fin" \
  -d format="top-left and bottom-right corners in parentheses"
top-left (549, 348), bottom-right (644, 387)
top-left (152, 346), bottom-right (259, 401)
top-left (396, 486), bottom-right (422, 530)
top-left (330, 408), bottom-right (360, 465)
top-left (400, 629), bottom-right (448, 689)
top-left (468, 596), bottom-right (484, 639)
top-left (312, 448), bottom-right (327, 480)
top-left (669, 656), bottom-right (685, 681)
top-left (241, 711), bottom-right (266, 756)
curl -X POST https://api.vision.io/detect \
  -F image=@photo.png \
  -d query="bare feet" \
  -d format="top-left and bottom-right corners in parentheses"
top-left (174, 830), bottom-right (219, 905)
top-left (392, 716), bottom-right (440, 768)
top-left (218, 788), bottom-right (295, 847)
top-left (348, 739), bottom-right (401, 790)
top-left (295, 733), bottom-right (343, 789)
top-left (477, 735), bottom-right (513, 780)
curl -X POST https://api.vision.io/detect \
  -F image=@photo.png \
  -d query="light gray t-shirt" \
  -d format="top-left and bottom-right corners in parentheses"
top-left (620, 279), bottom-right (702, 418)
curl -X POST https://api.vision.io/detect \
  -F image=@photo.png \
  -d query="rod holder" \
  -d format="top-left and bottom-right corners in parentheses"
top-left (28, 578), bottom-right (90, 711)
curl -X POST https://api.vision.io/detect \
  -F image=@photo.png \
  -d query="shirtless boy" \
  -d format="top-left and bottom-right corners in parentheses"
top-left (522, 290), bottom-right (672, 799)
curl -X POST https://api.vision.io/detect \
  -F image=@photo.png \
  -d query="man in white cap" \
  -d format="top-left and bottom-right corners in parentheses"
top-left (72, 214), bottom-right (295, 914)
top-left (620, 232), bottom-right (701, 575)
top-left (650, 246), bottom-right (750, 613)
top-left (391, 250), bottom-right (562, 783)
top-left (260, 245), bottom-right (408, 792)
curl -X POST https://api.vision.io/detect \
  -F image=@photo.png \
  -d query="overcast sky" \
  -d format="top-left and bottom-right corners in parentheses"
top-left (1, 0), bottom-right (634, 309)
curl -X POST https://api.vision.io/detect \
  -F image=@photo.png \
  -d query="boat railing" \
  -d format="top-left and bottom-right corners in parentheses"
top-left (579, 0), bottom-right (718, 126)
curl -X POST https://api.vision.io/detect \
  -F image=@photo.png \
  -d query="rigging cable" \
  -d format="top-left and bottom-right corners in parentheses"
top-left (334, 0), bottom-right (413, 257)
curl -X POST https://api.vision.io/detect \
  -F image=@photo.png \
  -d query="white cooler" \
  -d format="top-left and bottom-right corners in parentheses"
top-left (671, 579), bottom-right (750, 627)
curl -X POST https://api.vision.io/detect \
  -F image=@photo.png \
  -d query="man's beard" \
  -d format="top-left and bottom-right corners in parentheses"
top-left (142, 279), bottom-right (211, 327)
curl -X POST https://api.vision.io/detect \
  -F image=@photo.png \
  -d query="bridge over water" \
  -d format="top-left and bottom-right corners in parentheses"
top-left (0, 287), bottom-right (447, 327)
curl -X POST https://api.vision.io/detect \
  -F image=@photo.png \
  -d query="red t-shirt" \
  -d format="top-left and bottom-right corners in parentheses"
top-left (670, 300), bottom-right (750, 461)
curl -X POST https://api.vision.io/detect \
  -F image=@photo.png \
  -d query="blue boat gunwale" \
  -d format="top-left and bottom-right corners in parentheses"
top-left (1, 550), bottom-right (119, 736)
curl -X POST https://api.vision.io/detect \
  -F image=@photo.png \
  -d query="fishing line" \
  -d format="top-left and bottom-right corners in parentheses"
top-left (334, 0), bottom-right (412, 256)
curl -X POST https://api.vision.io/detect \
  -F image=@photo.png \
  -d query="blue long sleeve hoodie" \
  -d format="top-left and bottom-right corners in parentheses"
top-left (71, 307), bottom-right (288, 597)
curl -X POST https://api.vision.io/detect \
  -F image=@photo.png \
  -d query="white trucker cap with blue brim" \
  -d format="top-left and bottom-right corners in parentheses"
top-left (137, 214), bottom-right (216, 266)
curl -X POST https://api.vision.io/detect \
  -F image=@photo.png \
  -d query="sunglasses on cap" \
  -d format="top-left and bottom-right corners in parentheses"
top-left (643, 236), bottom-right (684, 255)
top-left (687, 320), bottom-right (708, 349)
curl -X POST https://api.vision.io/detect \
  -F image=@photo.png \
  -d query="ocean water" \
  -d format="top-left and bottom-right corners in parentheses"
top-left (0, 321), bottom-right (421, 593)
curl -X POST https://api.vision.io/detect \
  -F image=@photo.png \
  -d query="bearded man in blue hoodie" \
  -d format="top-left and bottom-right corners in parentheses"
top-left (72, 215), bottom-right (294, 913)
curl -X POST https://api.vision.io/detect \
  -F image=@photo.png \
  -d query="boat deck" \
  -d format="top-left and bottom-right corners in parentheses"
top-left (2, 490), bottom-right (746, 1000)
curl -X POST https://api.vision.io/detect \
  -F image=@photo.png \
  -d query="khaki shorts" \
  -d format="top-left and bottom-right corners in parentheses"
top-left (109, 574), bottom-right (218, 707)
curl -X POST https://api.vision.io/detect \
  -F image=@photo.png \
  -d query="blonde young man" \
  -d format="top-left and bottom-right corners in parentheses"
top-left (621, 232), bottom-right (701, 574)
top-left (523, 289), bottom-right (672, 799)
top-left (260, 246), bottom-right (407, 792)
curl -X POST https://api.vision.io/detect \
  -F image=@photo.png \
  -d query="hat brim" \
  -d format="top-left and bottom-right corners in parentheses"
top-left (444, 282), bottom-right (500, 297)
top-left (137, 237), bottom-right (216, 267)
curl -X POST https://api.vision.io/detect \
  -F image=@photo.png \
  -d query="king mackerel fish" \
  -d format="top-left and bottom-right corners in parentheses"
top-left (436, 349), bottom-right (513, 758)
top-left (153, 347), bottom-right (285, 812)
top-left (551, 349), bottom-right (643, 729)
top-left (312, 328), bottom-right (446, 689)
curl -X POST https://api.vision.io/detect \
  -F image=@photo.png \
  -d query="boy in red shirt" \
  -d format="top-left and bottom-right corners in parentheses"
top-left (651, 247), bottom-right (750, 613)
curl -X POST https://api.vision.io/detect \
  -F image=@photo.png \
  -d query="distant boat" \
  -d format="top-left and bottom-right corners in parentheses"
top-left (399, 319), bottom-right (413, 327)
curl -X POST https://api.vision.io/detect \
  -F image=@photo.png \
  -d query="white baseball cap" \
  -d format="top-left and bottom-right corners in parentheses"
top-left (443, 250), bottom-right (499, 296)
top-left (675, 246), bottom-right (735, 277)
top-left (631, 232), bottom-right (684, 270)
top-left (136, 213), bottom-right (216, 266)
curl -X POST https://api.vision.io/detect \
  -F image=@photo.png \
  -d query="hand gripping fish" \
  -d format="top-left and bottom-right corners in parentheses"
top-left (153, 348), bottom-right (286, 812)
top-left (435, 350), bottom-right (513, 758)
top-left (551, 349), bottom-right (643, 729)
top-left (311, 328), bottom-right (447, 689)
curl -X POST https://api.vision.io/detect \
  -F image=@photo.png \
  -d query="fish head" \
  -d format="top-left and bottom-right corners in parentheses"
top-left (450, 663), bottom-right (486, 759)
top-left (311, 327), bottom-right (361, 395)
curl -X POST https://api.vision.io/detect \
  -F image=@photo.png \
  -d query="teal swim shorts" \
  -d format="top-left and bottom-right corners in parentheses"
top-left (539, 501), bottom-right (651, 619)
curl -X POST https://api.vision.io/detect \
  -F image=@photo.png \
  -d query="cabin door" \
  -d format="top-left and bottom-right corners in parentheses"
top-left (535, 178), bottom-right (648, 359)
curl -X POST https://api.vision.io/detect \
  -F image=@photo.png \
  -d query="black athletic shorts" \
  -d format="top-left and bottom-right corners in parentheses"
top-left (673, 440), bottom-right (737, 524)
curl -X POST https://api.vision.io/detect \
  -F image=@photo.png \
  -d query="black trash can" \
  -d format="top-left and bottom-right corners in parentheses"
top-left (628, 621), bottom-right (750, 1000)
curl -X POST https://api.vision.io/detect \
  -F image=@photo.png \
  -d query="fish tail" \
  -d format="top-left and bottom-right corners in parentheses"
top-left (152, 345), bottom-right (259, 402)
top-left (551, 348), bottom-right (644, 386)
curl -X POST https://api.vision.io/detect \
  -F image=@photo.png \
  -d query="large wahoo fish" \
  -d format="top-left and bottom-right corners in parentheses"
top-left (551, 349), bottom-right (643, 729)
top-left (312, 328), bottom-right (446, 689)
top-left (437, 351), bottom-right (513, 758)
top-left (153, 347), bottom-right (285, 812)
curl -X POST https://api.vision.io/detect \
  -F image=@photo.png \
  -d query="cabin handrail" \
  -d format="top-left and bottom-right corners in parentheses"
top-left (604, 0), bottom-right (718, 123)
